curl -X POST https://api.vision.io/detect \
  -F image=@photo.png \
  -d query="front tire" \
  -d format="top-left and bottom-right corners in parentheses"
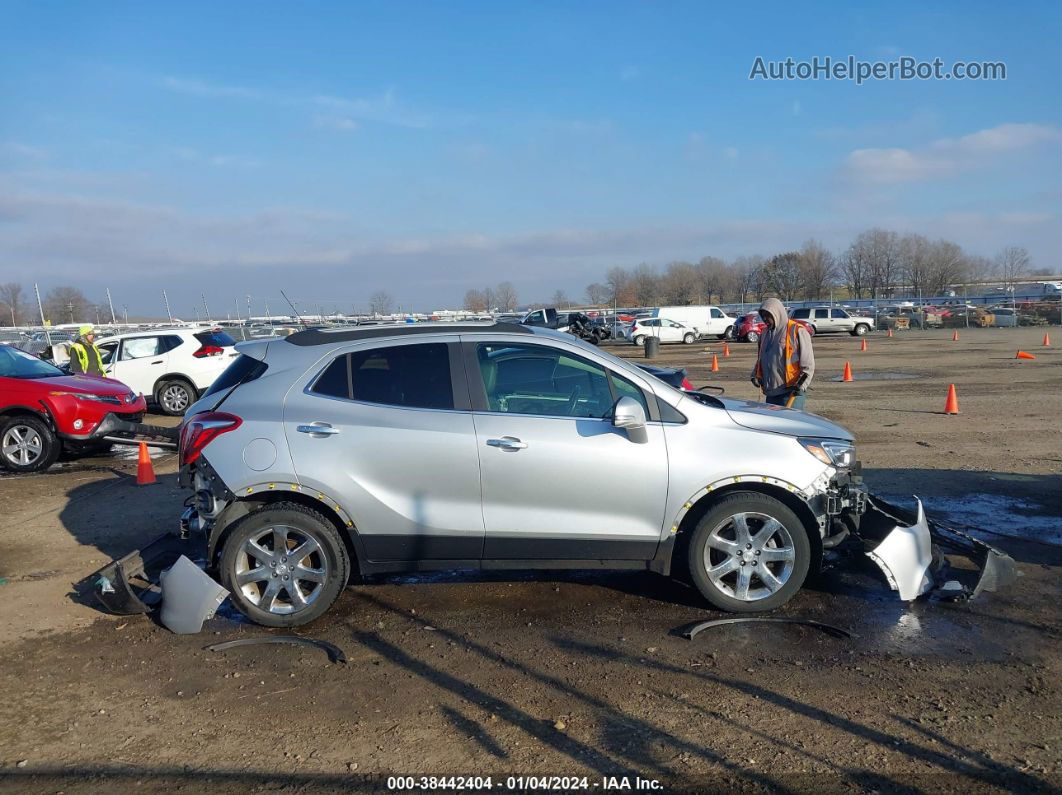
top-left (219, 502), bottom-right (350, 627)
top-left (852, 324), bottom-right (870, 336)
top-left (683, 333), bottom-right (696, 344)
top-left (0, 414), bottom-right (60, 473)
top-left (745, 330), bottom-right (759, 343)
top-left (687, 492), bottom-right (810, 612)
top-left (722, 326), bottom-right (735, 341)
top-left (156, 378), bottom-right (196, 416)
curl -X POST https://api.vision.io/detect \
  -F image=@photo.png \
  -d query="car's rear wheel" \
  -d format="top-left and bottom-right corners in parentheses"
top-left (0, 414), bottom-right (60, 473)
top-left (156, 378), bottom-right (196, 416)
top-left (745, 330), bottom-right (759, 343)
top-left (852, 323), bottom-right (870, 336)
top-left (632, 335), bottom-right (645, 346)
top-left (683, 333), bottom-right (696, 344)
top-left (219, 502), bottom-right (350, 627)
top-left (687, 492), bottom-right (810, 612)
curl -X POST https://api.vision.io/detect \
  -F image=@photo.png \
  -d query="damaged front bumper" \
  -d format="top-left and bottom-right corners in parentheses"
top-left (858, 495), bottom-right (1018, 602)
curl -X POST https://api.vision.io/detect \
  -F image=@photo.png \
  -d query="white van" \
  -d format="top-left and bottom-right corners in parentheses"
top-left (649, 306), bottom-right (735, 339)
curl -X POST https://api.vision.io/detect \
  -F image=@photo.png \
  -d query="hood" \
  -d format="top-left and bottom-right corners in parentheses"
top-left (47, 374), bottom-right (138, 399)
top-left (718, 396), bottom-right (854, 441)
top-left (758, 297), bottom-right (788, 328)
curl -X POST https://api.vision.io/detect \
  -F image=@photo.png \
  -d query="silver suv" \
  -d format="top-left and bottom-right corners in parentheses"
top-left (790, 307), bottom-right (874, 336)
top-left (178, 323), bottom-right (867, 626)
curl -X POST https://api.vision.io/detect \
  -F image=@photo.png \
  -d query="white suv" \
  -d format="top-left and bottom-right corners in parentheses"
top-left (790, 307), bottom-right (874, 336)
top-left (626, 318), bottom-right (699, 345)
top-left (95, 328), bottom-right (239, 415)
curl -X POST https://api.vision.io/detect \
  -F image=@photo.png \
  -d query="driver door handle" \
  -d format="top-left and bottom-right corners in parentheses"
top-left (486, 436), bottom-right (527, 451)
top-left (297, 422), bottom-right (341, 436)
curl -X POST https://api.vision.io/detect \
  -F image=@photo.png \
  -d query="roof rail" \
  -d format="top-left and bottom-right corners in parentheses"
top-left (284, 322), bottom-right (531, 347)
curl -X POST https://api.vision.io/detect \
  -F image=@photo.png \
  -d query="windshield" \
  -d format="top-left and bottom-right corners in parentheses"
top-left (0, 345), bottom-right (65, 378)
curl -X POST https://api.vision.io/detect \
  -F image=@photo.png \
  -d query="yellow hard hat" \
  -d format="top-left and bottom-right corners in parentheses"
top-left (78, 324), bottom-right (94, 337)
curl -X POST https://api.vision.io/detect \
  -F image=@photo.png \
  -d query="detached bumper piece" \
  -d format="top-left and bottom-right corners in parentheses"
top-left (859, 495), bottom-right (1017, 602)
top-left (89, 528), bottom-right (205, 615)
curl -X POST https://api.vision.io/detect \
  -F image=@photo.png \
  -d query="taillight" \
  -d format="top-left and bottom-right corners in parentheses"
top-left (681, 377), bottom-right (693, 390)
top-left (179, 412), bottom-right (242, 466)
top-left (193, 345), bottom-right (225, 358)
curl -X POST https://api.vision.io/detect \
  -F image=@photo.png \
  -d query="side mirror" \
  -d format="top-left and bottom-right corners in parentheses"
top-left (612, 395), bottom-right (648, 444)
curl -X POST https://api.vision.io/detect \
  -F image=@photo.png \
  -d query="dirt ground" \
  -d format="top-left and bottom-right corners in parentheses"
top-left (0, 327), bottom-right (1059, 793)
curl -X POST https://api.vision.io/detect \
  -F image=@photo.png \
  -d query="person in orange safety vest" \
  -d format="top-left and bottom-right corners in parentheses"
top-left (751, 297), bottom-right (815, 409)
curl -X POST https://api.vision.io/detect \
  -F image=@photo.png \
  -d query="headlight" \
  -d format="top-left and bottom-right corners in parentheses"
top-left (799, 437), bottom-right (855, 468)
top-left (49, 391), bottom-right (108, 402)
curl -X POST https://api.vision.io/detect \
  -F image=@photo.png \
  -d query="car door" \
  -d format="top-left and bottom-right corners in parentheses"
top-left (283, 338), bottom-right (485, 562)
top-left (663, 320), bottom-right (685, 342)
top-left (831, 309), bottom-right (853, 331)
top-left (709, 307), bottom-right (727, 336)
top-left (107, 336), bottom-right (169, 396)
top-left (465, 337), bottom-right (669, 560)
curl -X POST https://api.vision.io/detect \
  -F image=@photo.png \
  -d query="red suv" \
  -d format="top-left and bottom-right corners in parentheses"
top-left (0, 344), bottom-right (147, 472)
top-left (735, 312), bottom-right (815, 343)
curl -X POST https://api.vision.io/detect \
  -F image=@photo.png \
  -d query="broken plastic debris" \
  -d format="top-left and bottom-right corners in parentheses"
top-left (159, 555), bottom-right (228, 634)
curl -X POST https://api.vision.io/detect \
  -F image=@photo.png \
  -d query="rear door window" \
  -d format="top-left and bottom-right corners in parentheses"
top-left (791, 308), bottom-right (809, 319)
top-left (814, 308), bottom-right (830, 320)
top-left (831, 309), bottom-right (849, 319)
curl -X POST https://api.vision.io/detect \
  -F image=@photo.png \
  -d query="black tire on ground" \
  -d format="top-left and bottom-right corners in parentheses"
top-left (632, 335), bottom-right (645, 346)
top-left (156, 378), bottom-right (197, 416)
top-left (219, 502), bottom-right (351, 628)
top-left (0, 413), bottom-right (60, 473)
top-left (745, 330), bottom-right (759, 343)
top-left (687, 491), bottom-right (811, 613)
top-left (683, 333), bottom-right (696, 344)
top-left (852, 324), bottom-right (870, 336)
top-left (722, 326), bottom-right (735, 340)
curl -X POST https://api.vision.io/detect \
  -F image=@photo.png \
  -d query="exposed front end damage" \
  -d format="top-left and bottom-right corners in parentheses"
top-left (857, 495), bottom-right (1018, 602)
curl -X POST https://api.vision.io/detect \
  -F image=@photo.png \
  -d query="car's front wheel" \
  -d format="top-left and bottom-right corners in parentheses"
top-left (219, 502), bottom-right (350, 627)
top-left (722, 326), bottom-right (735, 340)
top-left (745, 330), bottom-right (759, 343)
top-left (683, 333), bottom-right (696, 344)
top-left (0, 414), bottom-right (60, 473)
top-left (687, 492), bottom-right (810, 612)
top-left (852, 323), bottom-right (870, 336)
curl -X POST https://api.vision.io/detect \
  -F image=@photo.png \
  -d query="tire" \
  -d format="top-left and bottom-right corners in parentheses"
top-left (687, 492), bottom-right (811, 612)
top-left (745, 330), bottom-right (759, 343)
top-left (0, 414), bottom-right (60, 473)
top-left (852, 324), bottom-right (869, 336)
top-left (156, 378), bottom-right (196, 416)
top-left (219, 502), bottom-right (350, 627)
top-left (632, 335), bottom-right (645, 347)
top-left (683, 333), bottom-right (696, 344)
top-left (722, 326), bottom-right (735, 341)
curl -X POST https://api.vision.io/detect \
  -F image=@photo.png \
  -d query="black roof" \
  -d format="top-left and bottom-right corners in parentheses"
top-left (284, 322), bottom-right (531, 347)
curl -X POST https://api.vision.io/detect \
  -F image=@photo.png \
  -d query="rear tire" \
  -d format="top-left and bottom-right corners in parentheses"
top-left (156, 378), bottom-right (196, 416)
top-left (632, 335), bottom-right (645, 346)
top-left (0, 414), bottom-right (60, 473)
top-left (687, 492), bottom-right (810, 612)
top-left (745, 330), bottom-right (759, 343)
top-left (722, 326), bottom-right (735, 340)
top-left (219, 502), bottom-right (350, 627)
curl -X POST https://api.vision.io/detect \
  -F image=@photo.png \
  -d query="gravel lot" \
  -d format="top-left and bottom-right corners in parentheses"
top-left (0, 327), bottom-right (1059, 793)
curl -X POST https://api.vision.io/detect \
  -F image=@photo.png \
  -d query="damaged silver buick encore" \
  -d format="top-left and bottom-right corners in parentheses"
top-left (162, 322), bottom-right (875, 627)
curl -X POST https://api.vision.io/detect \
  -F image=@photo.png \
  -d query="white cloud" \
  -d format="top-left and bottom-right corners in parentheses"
top-left (312, 115), bottom-right (360, 132)
top-left (845, 122), bottom-right (1062, 183)
top-left (161, 76), bottom-right (260, 100)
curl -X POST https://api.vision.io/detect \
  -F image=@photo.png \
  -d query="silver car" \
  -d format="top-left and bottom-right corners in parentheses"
top-left (178, 323), bottom-right (867, 626)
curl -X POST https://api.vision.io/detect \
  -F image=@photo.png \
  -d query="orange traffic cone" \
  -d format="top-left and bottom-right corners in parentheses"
top-left (952, 330), bottom-right (959, 342)
top-left (842, 361), bottom-right (853, 382)
top-left (860, 338), bottom-right (867, 352)
top-left (1044, 332), bottom-right (1051, 346)
top-left (710, 354), bottom-right (720, 372)
top-left (944, 384), bottom-right (959, 415)
top-left (722, 342), bottom-right (731, 358)
top-left (136, 441), bottom-right (156, 485)
top-left (887, 327), bottom-right (893, 338)
top-left (1015, 351), bottom-right (1036, 360)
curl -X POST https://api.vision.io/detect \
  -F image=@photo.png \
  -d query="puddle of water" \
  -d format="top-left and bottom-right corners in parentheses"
top-left (881, 492), bottom-right (1062, 546)
top-left (831, 371), bottom-right (921, 382)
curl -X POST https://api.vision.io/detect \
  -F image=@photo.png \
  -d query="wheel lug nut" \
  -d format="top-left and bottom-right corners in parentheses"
top-left (281, 557), bottom-right (287, 563)
top-left (755, 550), bottom-right (761, 556)
top-left (740, 561), bottom-right (746, 566)
top-left (272, 572), bottom-right (277, 578)
top-left (283, 575), bottom-right (289, 581)
top-left (752, 561), bottom-right (757, 566)
top-left (270, 561), bottom-right (276, 567)
top-left (746, 544), bottom-right (752, 549)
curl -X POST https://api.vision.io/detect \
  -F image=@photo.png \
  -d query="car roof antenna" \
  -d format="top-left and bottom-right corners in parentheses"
top-left (280, 289), bottom-right (309, 329)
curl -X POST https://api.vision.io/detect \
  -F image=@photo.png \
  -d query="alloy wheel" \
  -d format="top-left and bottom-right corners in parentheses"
top-left (2, 424), bottom-right (44, 467)
top-left (234, 525), bottom-right (328, 615)
top-left (702, 511), bottom-right (796, 602)
top-left (161, 384), bottom-right (190, 413)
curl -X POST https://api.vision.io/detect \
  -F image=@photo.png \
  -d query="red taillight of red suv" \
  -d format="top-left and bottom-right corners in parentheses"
top-left (193, 344), bottom-right (225, 358)
top-left (179, 412), bottom-right (242, 466)
top-left (681, 377), bottom-right (694, 390)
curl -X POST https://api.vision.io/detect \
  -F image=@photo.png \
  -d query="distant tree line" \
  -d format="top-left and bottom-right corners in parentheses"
top-left (0, 283), bottom-right (115, 327)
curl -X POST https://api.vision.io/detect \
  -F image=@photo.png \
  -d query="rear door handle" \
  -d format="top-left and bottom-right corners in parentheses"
top-left (486, 436), bottom-right (527, 451)
top-left (151, 360), bottom-right (164, 365)
top-left (297, 422), bottom-right (341, 437)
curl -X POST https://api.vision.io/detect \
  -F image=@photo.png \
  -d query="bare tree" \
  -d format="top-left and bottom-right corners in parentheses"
top-left (695, 256), bottom-right (728, 304)
top-left (660, 261), bottom-right (698, 305)
top-left (584, 282), bottom-right (610, 306)
top-left (551, 289), bottom-right (569, 308)
top-left (925, 239), bottom-right (967, 296)
top-left (731, 256), bottom-right (765, 305)
top-left (0, 282), bottom-right (25, 326)
top-left (368, 290), bottom-right (394, 316)
top-left (605, 266), bottom-right (634, 306)
top-left (463, 289), bottom-right (487, 313)
top-left (482, 286), bottom-right (497, 313)
top-left (630, 263), bottom-right (659, 307)
top-left (995, 246), bottom-right (1030, 289)
top-left (840, 239), bottom-right (871, 299)
top-left (798, 239), bottom-right (836, 301)
top-left (44, 286), bottom-right (91, 325)
top-left (762, 252), bottom-right (803, 301)
top-left (495, 282), bottom-right (518, 312)
top-left (899, 234), bottom-right (932, 298)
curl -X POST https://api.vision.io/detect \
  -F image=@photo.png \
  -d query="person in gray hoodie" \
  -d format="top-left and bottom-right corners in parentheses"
top-left (750, 297), bottom-right (815, 409)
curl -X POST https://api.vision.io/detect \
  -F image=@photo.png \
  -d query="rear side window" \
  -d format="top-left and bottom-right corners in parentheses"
top-left (193, 330), bottom-right (237, 348)
top-left (311, 343), bottom-right (454, 410)
top-left (202, 354), bottom-right (268, 399)
top-left (791, 308), bottom-right (809, 319)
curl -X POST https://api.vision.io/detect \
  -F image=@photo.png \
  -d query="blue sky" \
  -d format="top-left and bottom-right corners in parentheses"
top-left (1, 0), bottom-right (1060, 315)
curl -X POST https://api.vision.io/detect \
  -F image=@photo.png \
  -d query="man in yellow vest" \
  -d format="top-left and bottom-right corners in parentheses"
top-left (751, 297), bottom-right (815, 409)
top-left (69, 324), bottom-right (107, 377)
